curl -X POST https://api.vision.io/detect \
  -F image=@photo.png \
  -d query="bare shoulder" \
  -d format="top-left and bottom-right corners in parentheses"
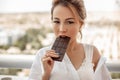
top-left (92, 45), bottom-right (101, 69)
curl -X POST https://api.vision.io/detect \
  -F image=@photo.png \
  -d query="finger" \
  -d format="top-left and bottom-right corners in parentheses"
top-left (46, 53), bottom-right (59, 58)
top-left (45, 50), bottom-right (59, 57)
top-left (42, 57), bottom-right (49, 62)
top-left (42, 57), bottom-right (54, 65)
top-left (46, 50), bottom-right (55, 53)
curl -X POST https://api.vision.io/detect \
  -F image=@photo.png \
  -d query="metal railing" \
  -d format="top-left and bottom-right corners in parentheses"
top-left (0, 55), bottom-right (120, 72)
top-left (0, 55), bottom-right (120, 80)
top-left (0, 55), bottom-right (34, 69)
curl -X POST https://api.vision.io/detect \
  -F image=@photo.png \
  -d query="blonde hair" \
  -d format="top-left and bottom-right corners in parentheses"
top-left (51, 0), bottom-right (86, 24)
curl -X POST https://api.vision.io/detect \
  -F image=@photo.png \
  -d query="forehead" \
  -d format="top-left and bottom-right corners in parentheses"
top-left (52, 5), bottom-right (75, 19)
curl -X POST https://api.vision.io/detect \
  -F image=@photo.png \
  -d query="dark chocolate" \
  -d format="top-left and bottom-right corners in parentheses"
top-left (51, 36), bottom-right (70, 61)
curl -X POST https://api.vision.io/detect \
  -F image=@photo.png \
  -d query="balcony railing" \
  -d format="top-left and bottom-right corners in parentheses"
top-left (0, 55), bottom-right (120, 80)
top-left (0, 55), bottom-right (120, 72)
top-left (0, 55), bottom-right (34, 69)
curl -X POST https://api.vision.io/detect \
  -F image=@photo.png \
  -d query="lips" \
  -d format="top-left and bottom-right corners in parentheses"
top-left (59, 35), bottom-right (70, 38)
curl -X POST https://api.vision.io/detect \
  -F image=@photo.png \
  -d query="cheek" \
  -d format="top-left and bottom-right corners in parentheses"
top-left (68, 27), bottom-right (79, 37)
top-left (53, 26), bottom-right (59, 36)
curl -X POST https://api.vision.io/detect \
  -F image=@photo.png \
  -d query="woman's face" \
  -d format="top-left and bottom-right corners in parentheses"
top-left (52, 5), bottom-right (81, 41)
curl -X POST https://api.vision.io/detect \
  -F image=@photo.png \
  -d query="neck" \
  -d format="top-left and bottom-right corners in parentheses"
top-left (66, 40), bottom-right (78, 54)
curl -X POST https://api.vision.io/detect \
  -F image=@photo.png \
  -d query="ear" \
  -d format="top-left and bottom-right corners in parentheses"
top-left (79, 21), bottom-right (83, 29)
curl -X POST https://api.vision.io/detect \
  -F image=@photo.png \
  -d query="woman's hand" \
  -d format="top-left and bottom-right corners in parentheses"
top-left (41, 50), bottom-right (59, 79)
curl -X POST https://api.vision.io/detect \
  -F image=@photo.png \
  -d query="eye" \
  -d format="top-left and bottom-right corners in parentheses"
top-left (53, 20), bottom-right (60, 24)
top-left (67, 21), bottom-right (75, 24)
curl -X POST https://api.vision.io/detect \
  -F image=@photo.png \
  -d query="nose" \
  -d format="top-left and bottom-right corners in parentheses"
top-left (59, 24), bottom-right (67, 33)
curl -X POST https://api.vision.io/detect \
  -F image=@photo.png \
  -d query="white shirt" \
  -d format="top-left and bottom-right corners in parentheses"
top-left (28, 44), bottom-right (112, 80)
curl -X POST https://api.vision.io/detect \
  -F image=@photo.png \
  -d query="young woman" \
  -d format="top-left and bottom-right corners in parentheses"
top-left (28, 0), bottom-right (112, 80)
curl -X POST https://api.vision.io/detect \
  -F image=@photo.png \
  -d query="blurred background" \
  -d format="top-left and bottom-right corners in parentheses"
top-left (0, 0), bottom-right (120, 79)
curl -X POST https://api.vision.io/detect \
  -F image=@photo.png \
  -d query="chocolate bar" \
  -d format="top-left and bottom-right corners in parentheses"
top-left (51, 36), bottom-right (70, 61)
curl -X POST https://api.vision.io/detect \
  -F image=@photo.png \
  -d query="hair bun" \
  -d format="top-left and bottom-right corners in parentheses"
top-left (52, 0), bottom-right (59, 4)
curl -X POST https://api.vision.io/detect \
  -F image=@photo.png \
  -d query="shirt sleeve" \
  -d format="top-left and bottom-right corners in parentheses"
top-left (95, 57), bottom-right (112, 80)
top-left (101, 64), bottom-right (112, 80)
top-left (28, 48), bottom-right (46, 80)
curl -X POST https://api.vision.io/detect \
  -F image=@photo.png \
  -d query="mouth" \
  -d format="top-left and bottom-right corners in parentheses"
top-left (59, 35), bottom-right (71, 39)
top-left (59, 35), bottom-right (69, 37)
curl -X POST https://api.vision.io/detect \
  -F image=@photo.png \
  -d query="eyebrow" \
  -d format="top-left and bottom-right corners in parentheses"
top-left (53, 17), bottom-right (75, 20)
top-left (53, 17), bottom-right (59, 20)
top-left (66, 18), bottom-right (75, 20)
